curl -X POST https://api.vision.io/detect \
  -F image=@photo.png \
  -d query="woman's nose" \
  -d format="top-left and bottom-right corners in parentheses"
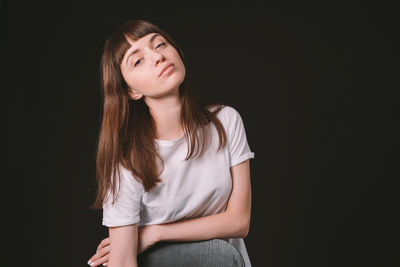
top-left (151, 50), bottom-right (165, 65)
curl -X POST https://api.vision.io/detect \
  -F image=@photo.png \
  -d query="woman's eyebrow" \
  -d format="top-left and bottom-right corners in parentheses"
top-left (125, 33), bottom-right (161, 66)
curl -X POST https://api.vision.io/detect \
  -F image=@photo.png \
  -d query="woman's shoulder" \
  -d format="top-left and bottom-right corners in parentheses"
top-left (207, 104), bottom-right (241, 124)
top-left (207, 104), bottom-right (239, 117)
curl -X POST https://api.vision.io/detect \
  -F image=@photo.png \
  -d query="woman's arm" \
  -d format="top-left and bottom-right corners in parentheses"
top-left (87, 160), bottom-right (251, 266)
top-left (107, 224), bottom-right (139, 267)
top-left (157, 159), bottom-right (252, 242)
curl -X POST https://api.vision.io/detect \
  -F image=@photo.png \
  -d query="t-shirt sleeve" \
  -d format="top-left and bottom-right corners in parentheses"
top-left (102, 164), bottom-right (144, 227)
top-left (222, 106), bottom-right (255, 167)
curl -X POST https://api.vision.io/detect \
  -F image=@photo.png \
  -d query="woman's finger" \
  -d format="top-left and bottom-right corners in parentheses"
top-left (87, 254), bottom-right (109, 266)
top-left (97, 237), bottom-right (110, 252)
top-left (98, 245), bottom-right (111, 257)
top-left (88, 246), bottom-right (110, 266)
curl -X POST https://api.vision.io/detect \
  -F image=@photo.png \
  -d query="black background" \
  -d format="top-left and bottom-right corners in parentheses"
top-left (1, 1), bottom-right (398, 266)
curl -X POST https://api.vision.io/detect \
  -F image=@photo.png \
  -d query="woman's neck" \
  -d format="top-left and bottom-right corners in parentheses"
top-left (144, 92), bottom-right (183, 140)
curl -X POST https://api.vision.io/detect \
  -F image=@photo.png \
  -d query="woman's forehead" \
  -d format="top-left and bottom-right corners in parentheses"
top-left (125, 32), bottom-right (164, 46)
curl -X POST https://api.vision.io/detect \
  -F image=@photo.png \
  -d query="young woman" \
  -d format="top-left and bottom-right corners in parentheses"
top-left (88, 19), bottom-right (255, 267)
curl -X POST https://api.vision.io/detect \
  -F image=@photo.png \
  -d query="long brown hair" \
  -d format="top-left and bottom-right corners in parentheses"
top-left (90, 19), bottom-right (227, 209)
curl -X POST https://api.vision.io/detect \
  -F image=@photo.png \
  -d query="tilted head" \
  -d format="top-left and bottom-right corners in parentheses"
top-left (100, 20), bottom-right (187, 104)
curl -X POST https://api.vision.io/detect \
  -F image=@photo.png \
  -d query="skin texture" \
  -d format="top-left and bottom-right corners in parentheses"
top-left (121, 33), bottom-right (186, 101)
top-left (107, 224), bottom-right (138, 267)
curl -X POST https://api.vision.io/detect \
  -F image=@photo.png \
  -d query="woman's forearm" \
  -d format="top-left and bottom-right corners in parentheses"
top-left (108, 225), bottom-right (139, 267)
top-left (157, 211), bottom-right (248, 242)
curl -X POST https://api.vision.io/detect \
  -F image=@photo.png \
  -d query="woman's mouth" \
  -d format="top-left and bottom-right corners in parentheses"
top-left (159, 63), bottom-right (175, 77)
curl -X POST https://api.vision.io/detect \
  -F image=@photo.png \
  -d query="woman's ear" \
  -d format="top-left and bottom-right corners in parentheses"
top-left (127, 88), bottom-right (143, 100)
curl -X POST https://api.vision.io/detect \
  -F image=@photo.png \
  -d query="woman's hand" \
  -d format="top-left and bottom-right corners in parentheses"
top-left (87, 225), bottom-right (162, 266)
top-left (137, 224), bottom-right (161, 254)
top-left (87, 237), bottom-right (110, 266)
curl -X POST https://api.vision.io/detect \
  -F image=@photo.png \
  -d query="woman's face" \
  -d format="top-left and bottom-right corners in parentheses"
top-left (120, 33), bottom-right (186, 100)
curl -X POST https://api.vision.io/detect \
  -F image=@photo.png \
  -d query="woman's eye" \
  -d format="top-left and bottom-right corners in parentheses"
top-left (134, 58), bottom-right (142, 66)
top-left (156, 42), bottom-right (166, 49)
top-left (133, 42), bottom-right (166, 67)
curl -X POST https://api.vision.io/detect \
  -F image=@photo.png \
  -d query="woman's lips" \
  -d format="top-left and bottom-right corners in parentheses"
top-left (159, 64), bottom-right (175, 77)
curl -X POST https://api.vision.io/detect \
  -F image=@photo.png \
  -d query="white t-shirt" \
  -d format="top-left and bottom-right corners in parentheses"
top-left (102, 105), bottom-right (255, 266)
